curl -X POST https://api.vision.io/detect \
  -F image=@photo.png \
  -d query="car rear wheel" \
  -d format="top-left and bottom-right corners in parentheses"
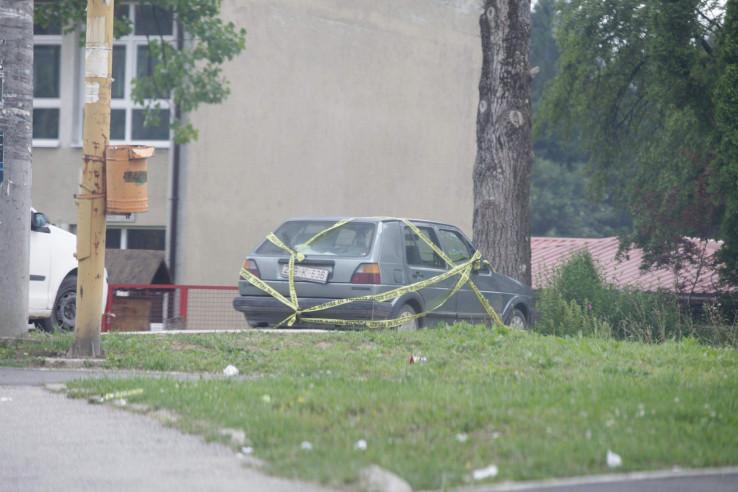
top-left (507, 307), bottom-right (527, 330)
top-left (396, 304), bottom-right (418, 332)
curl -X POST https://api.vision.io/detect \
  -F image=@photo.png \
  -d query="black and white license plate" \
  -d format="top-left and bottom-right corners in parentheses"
top-left (280, 264), bottom-right (330, 283)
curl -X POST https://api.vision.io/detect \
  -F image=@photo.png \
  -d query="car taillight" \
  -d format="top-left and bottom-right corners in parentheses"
top-left (241, 259), bottom-right (260, 279)
top-left (351, 263), bottom-right (381, 284)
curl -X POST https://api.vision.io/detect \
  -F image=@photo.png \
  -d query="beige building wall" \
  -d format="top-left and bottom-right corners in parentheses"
top-left (179, 0), bottom-right (482, 284)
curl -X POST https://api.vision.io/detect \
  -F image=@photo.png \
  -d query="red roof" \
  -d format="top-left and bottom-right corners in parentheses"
top-left (531, 236), bottom-right (732, 295)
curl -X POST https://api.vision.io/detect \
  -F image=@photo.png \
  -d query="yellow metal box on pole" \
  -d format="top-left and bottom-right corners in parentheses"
top-left (105, 145), bottom-right (154, 214)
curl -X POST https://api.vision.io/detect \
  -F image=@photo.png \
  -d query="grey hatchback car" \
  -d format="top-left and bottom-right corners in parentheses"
top-left (233, 217), bottom-right (534, 330)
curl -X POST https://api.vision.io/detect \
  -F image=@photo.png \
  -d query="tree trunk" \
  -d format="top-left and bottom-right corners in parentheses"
top-left (472, 0), bottom-right (533, 285)
top-left (0, 1), bottom-right (33, 337)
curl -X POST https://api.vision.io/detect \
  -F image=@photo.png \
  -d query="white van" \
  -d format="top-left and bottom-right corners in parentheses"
top-left (29, 209), bottom-right (108, 331)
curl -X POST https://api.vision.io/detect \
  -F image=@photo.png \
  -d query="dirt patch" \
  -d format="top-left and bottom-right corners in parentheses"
top-left (169, 340), bottom-right (206, 352)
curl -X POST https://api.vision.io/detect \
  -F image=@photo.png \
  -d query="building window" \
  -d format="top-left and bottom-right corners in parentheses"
top-left (106, 228), bottom-right (122, 249)
top-left (107, 227), bottom-right (166, 251)
top-left (32, 20), bottom-right (62, 146)
top-left (109, 3), bottom-right (173, 146)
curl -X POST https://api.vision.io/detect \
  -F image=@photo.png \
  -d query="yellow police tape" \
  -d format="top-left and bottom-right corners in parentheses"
top-left (238, 217), bottom-right (507, 329)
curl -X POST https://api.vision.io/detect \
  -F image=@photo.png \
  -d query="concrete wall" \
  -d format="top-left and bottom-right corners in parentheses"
top-left (179, 0), bottom-right (482, 284)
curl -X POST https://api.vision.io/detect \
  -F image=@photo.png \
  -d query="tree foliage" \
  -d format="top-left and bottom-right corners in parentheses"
top-left (531, 159), bottom-right (630, 237)
top-left (539, 0), bottom-right (738, 283)
top-left (36, 0), bottom-right (246, 144)
top-left (713, 0), bottom-right (738, 283)
top-left (529, 0), bottom-right (628, 237)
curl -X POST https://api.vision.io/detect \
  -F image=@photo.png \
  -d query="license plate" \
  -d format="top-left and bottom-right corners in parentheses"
top-left (280, 264), bottom-right (330, 283)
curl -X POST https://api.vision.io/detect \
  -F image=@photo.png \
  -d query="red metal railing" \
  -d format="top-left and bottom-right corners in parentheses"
top-left (103, 284), bottom-right (245, 332)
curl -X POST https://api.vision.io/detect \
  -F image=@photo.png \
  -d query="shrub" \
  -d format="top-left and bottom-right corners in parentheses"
top-left (535, 251), bottom-right (694, 343)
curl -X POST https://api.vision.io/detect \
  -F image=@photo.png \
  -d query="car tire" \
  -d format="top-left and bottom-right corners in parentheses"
top-left (507, 307), bottom-right (527, 330)
top-left (48, 275), bottom-right (77, 332)
top-left (396, 304), bottom-right (419, 332)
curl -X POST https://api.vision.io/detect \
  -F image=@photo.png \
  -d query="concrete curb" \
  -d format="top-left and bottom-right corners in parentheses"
top-left (449, 466), bottom-right (738, 492)
top-left (43, 357), bottom-right (106, 368)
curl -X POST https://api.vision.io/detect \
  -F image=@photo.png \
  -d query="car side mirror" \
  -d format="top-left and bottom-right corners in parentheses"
top-left (31, 212), bottom-right (50, 233)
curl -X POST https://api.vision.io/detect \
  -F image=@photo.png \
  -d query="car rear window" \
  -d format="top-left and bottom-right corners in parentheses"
top-left (256, 221), bottom-right (376, 257)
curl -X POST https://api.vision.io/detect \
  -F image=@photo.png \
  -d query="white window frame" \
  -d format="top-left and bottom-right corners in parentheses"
top-left (108, 3), bottom-right (174, 148)
top-left (32, 32), bottom-right (63, 148)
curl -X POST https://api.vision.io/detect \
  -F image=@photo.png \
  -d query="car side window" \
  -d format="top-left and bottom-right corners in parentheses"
top-left (437, 229), bottom-right (473, 263)
top-left (403, 226), bottom-right (445, 269)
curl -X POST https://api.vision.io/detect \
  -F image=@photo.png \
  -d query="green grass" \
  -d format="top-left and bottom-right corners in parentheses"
top-left (4, 326), bottom-right (738, 489)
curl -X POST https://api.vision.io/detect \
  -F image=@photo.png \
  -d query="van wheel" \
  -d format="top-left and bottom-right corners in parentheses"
top-left (48, 276), bottom-right (77, 332)
top-left (396, 305), bottom-right (418, 332)
top-left (507, 308), bottom-right (527, 330)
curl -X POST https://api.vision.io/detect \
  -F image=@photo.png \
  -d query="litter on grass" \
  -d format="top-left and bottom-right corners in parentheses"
top-left (89, 388), bottom-right (143, 404)
top-left (408, 354), bottom-right (428, 364)
top-left (455, 433), bottom-right (468, 443)
top-left (606, 449), bottom-right (622, 468)
top-left (300, 441), bottom-right (313, 451)
top-left (223, 365), bottom-right (240, 377)
top-left (354, 439), bottom-right (368, 451)
top-left (472, 464), bottom-right (499, 480)
top-left (241, 446), bottom-right (254, 455)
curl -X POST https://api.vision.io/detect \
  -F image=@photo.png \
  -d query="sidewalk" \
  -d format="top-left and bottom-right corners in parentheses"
top-left (0, 385), bottom-right (332, 492)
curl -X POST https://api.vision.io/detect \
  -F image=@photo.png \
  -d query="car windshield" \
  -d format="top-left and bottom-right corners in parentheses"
top-left (256, 221), bottom-right (376, 257)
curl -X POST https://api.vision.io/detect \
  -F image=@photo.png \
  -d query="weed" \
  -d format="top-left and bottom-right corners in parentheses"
top-left (536, 252), bottom-right (734, 345)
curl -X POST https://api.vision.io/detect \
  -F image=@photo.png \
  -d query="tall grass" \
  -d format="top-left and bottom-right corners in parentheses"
top-left (535, 251), bottom-right (737, 345)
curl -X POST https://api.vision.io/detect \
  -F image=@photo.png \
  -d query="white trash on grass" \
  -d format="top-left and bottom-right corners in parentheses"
top-left (223, 365), bottom-right (240, 377)
top-left (300, 441), bottom-right (313, 451)
top-left (455, 433), bottom-right (468, 443)
top-left (354, 439), bottom-right (368, 451)
top-left (472, 464), bottom-right (499, 481)
top-left (606, 449), bottom-right (622, 468)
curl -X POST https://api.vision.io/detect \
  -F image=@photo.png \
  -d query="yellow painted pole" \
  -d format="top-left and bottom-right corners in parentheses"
top-left (69, 0), bottom-right (114, 358)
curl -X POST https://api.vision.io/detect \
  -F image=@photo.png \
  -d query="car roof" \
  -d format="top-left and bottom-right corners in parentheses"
top-left (283, 216), bottom-right (455, 227)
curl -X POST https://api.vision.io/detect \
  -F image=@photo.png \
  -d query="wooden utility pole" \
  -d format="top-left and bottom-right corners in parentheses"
top-left (0, 0), bottom-right (33, 337)
top-left (69, 0), bottom-right (114, 357)
top-left (472, 0), bottom-right (533, 285)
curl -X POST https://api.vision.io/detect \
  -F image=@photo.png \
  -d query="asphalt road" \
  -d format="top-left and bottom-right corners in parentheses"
top-left (0, 366), bottom-right (255, 385)
top-left (0, 366), bottom-right (169, 385)
top-left (0, 385), bottom-right (331, 492)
